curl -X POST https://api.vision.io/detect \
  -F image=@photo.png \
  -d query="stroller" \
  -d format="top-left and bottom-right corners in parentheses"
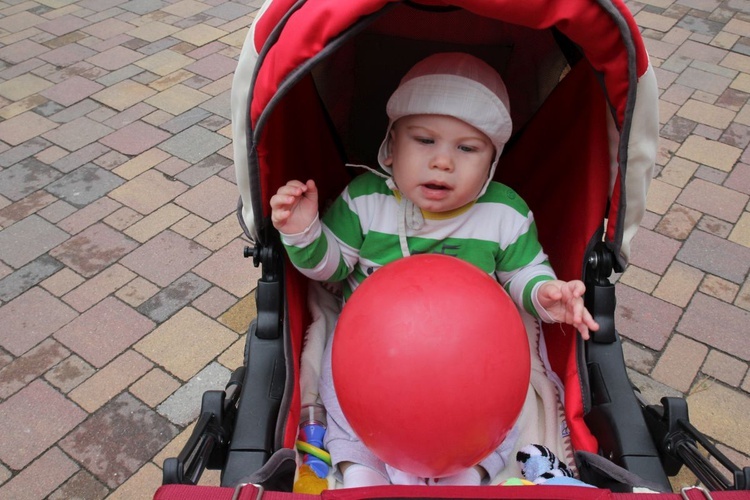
top-left (156, 0), bottom-right (750, 498)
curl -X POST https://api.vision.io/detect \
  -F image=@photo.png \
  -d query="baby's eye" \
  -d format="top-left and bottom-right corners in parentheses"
top-left (458, 145), bottom-right (478, 153)
top-left (414, 136), bottom-right (434, 145)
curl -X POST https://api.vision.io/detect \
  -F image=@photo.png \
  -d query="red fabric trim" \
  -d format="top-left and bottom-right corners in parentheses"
top-left (155, 484), bottom-right (750, 500)
top-left (250, 0), bottom-right (647, 130)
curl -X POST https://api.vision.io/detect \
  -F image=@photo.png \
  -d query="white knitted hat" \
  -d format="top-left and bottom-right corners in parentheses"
top-left (377, 52), bottom-right (512, 195)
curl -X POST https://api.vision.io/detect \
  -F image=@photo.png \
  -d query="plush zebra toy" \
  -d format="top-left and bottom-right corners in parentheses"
top-left (516, 444), bottom-right (575, 484)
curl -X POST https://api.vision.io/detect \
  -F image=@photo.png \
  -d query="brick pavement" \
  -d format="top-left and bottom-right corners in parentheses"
top-left (0, 0), bottom-right (747, 498)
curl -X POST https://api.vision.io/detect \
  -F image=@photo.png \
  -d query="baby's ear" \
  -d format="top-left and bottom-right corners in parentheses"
top-left (382, 133), bottom-right (395, 166)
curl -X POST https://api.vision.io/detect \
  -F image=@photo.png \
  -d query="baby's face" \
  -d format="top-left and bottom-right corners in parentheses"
top-left (384, 114), bottom-right (494, 213)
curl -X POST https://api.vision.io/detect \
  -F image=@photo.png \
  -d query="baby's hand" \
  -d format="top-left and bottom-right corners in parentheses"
top-left (270, 179), bottom-right (319, 234)
top-left (537, 280), bottom-right (599, 340)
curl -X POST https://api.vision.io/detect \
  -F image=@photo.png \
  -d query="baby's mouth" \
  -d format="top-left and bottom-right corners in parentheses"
top-left (423, 183), bottom-right (449, 190)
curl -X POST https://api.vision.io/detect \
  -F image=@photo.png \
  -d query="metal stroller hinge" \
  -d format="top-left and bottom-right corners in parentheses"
top-left (232, 482), bottom-right (264, 500)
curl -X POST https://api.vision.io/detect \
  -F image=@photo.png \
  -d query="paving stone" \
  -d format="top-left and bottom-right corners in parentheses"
top-left (0, 254), bottom-right (65, 304)
top-left (185, 52), bottom-right (236, 80)
top-left (54, 296), bottom-right (155, 368)
top-left (728, 211), bottom-right (750, 247)
top-left (135, 307), bottom-right (237, 381)
top-left (687, 380), bottom-right (750, 454)
top-left (619, 265), bottom-right (661, 293)
top-left (44, 354), bottom-right (95, 394)
top-left (60, 392), bottom-right (177, 488)
top-left (0, 447), bottom-right (79, 500)
top-left (629, 227), bottom-right (683, 274)
top-left (0, 157), bottom-right (63, 201)
top-left (135, 49), bottom-right (194, 76)
top-left (175, 152), bottom-right (232, 186)
top-left (677, 178), bottom-right (749, 222)
top-left (218, 293), bottom-right (257, 334)
top-left (159, 124), bottom-right (231, 163)
top-left (0, 338), bottom-right (69, 399)
top-left (655, 204), bottom-right (701, 240)
top-left (678, 293), bottom-right (750, 361)
top-left (50, 222), bottom-right (138, 277)
top-left (69, 349), bottom-right (152, 412)
top-left (676, 66), bottom-right (732, 95)
top-left (48, 470), bottom-right (109, 500)
top-left (622, 338), bottom-right (658, 374)
top-left (57, 196), bottom-right (121, 235)
top-left (677, 230), bottom-right (750, 283)
top-left (42, 116), bottom-right (113, 152)
top-left (48, 99), bottom-right (101, 126)
top-left (130, 367), bottom-right (181, 407)
top-left (39, 268), bottom-right (84, 299)
top-left (0, 73), bottom-right (53, 101)
top-left (145, 83), bottom-right (211, 117)
top-left (653, 261), bottom-right (704, 307)
top-left (115, 276), bottom-right (160, 307)
top-left (697, 214), bottom-right (733, 237)
top-left (107, 461), bottom-right (164, 500)
top-left (614, 283), bottom-right (683, 351)
top-left (0, 136), bottom-right (53, 168)
top-left (157, 361), bottom-right (231, 425)
top-left (193, 238), bottom-right (259, 298)
top-left (160, 107), bottom-right (212, 134)
top-left (99, 120), bottom-right (170, 156)
top-left (627, 369), bottom-right (684, 405)
top-left (192, 286), bottom-right (238, 319)
top-left (103, 206), bottom-right (143, 231)
top-left (676, 134), bottom-right (743, 171)
top-left (193, 214), bottom-right (243, 251)
top-left (63, 263), bottom-right (136, 312)
top-left (0, 191), bottom-right (58, 228)
top-left (0, 214), bottom-right (70, 268)
top-left (45, 163), bottom-right (124, 208)
top-left (0, 111), bottom-right (57, 146)
top-left (198, 91), bottom-right (231, 119)
top-left (39, 42), bottom-right (98, 68)
top-left (652, 334), bottom-right (708, 392)
top-left (702, 350), bottom-right (747, 387)
top-left (699, 274), bottom-right (740, 302)
top-left (645, 178), bottom-right (681, 214)
top-left (138, 272), bottom-right (211, 322)
top-left (126, 21), bottom-right (180, 42)
top-left (90, 79), bottom-right (156, 111)
top-left (174, 175), bottom-right (237, 222)
top-left (109, 169), bottom-right (188, 215)
top-left (171, 213), bottom-right (211, 239)
top-left (120, 230), bottom-right (210, 287)
top-left (0, 379), bottom-right (86, 469)
top-left (40, 75), bottom-right (104, 107)
top-left (38, 199), bottom-right (78, 223)
top-left (0, 39), bottom-right (48, 64)
top-left (123, 202), bottom-right (189, 243)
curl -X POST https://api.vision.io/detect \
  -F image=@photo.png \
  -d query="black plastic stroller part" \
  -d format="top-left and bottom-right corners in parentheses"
top-left (163, 367), bottom-right (244, 485)
top-left (644, 397), bottom-right (750, 491)
top-left (163, 239), bottom-right (288, 487)
top-left (581, 243), bottom-right (672, 492)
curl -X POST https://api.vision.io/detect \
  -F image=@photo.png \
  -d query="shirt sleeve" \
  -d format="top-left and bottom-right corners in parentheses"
top-left (280, 186), bottom-right (363, 283)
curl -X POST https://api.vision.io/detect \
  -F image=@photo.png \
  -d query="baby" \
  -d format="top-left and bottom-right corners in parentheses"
top-left (271, 52), bottom-right (598, 487)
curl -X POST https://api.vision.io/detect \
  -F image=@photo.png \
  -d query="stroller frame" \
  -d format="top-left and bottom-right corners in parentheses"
top-left (161, 0), bottom-right (750, 495)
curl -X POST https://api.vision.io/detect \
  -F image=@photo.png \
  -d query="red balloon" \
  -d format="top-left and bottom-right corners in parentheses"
top-left (332, 254), bottom-right (530, 478)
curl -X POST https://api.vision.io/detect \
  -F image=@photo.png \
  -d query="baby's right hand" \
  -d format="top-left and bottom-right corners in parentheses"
top-left (270, 179), bottom-right (319, 234)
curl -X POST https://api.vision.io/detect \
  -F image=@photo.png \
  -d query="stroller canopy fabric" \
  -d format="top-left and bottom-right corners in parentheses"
top-left (232, 0), bottom-right (658, 270)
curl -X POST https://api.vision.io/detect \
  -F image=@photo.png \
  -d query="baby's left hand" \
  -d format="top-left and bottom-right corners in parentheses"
top-left (537, 280), bottom-right (599, 340)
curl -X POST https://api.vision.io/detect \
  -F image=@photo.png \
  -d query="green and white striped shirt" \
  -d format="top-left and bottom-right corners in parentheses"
top-left (281, 172), bottom-right (555, 318)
